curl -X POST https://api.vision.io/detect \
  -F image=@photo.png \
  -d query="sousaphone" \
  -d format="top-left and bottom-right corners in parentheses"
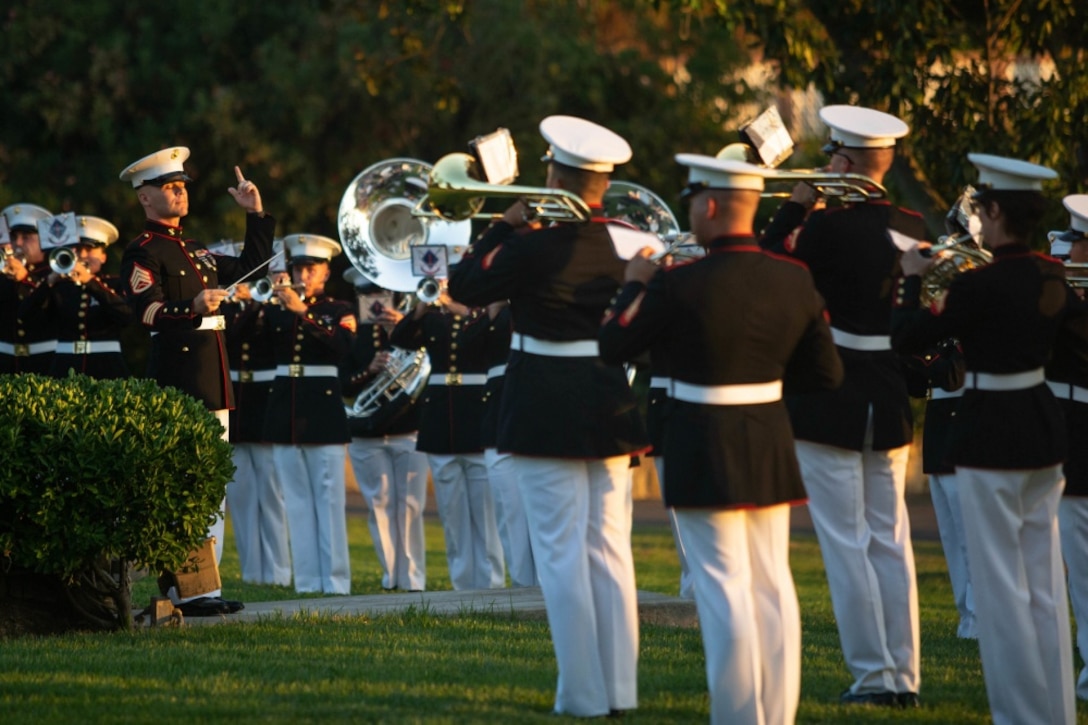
top-left (337, 158), bottom-right (472, 293)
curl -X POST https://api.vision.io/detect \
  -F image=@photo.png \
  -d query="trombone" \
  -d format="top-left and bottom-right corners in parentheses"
top-left (761, 168), bottom-right (887, 203)
top-left (413, 152), bottom-right (592, 223)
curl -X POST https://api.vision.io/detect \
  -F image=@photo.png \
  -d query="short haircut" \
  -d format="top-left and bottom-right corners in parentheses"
top-left (549, 161), bottom-right (610, 203)
top-left (974, 189), bottom-right (1049, 243)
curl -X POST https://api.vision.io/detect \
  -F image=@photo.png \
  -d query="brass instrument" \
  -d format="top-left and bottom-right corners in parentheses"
top-left (762, 168), bottom-right (887, 203)
top-left (0, 247), bottom-right (27, 277)
top-left (338, 158), bottom-right (471, 293)
top-left (600, 180), bottom-right (676, 261)
top-left (416, 277), bottom-right (444, 304)
top-left (1064, 262), bottom-right (1088, 289)
top-left (919, 186), bottom-right (992, 306)
top-left (48, 247), bottom-right (82, 276)
top-left (250, 277), bottom-right (304, 304)
top-left (415, 152), bottom-right (592, 223)
top-left (344, 347), bottom-right (432, 435)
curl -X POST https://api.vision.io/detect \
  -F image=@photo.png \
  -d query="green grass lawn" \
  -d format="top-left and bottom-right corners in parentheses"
top-left (2, 513), bottom-right (1087, 723)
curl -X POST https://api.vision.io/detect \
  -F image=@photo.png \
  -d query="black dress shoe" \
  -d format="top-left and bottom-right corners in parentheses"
top-left (839, 689), bottom-right (897, 706)
top-left (896, 692), bottom-right (920, 709)
top-left (220, 598), bottom-right (245, 613)
top-left (176, 596), bottom-right (232, 617)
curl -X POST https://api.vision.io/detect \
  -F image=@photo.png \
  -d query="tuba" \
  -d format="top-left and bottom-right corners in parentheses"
top-left (344, 347), bottom-right (432, 435)
top-left (338, 158), bottom-right (472, 295)
top-left (598, 180), bottom-right (673, 260)
top-left (338, 159), bottom-right (458, 431)
top-left (920, 185), bottom-right (992, 306)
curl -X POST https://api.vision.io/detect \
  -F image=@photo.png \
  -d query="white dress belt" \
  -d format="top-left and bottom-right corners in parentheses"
top-left (0, 340), bottom-right (57, 356)
top-left (510, 332), bottom-right (599, 358)
top-left (1047, 380), bottom-right (1088, 404)
top-left (929, 386), bottom-right (965, 400)
top-left (151, 315), bottom-right (226, 337)
top-left (429, 373), bottom-right (488, 386)
top-left (830, 327), bottom-right (891, 351)
top-left (649, 376), bottom-right (671, 389)
top-left (669, 379), bottom-right (783, 406)
top-left (55, 341), bottom-right (122, 355)
top-left (964, 368), bottom-right (1045, 391)
top-left (275, 364), bottom-right (339, 379)
top-left (486, 364), bottom-right (507, 380)
top-left (231, 369), bottom-right (277, 383)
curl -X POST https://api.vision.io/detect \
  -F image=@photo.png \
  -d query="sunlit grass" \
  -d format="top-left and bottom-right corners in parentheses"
top-left (5, 510), bottom-right (1088, 723)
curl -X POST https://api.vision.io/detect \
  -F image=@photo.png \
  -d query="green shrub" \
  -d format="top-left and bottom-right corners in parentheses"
top-left (0, 373), bottom-right (234, 631)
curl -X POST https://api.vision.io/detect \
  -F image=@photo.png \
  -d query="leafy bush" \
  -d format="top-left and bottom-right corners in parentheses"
top-left (0, 373), bottom-right (233, 631)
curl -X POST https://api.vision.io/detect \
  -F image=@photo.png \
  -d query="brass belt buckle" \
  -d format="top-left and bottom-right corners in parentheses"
top-left (239, 370), bottom-right (254, 383)
top-left (212, 316), bottom-right (226, 331)
top-left (288, 364), bottom-right (304, 378)
top-left (13, 344), bottom-right (29, 357)
top-left (73, 341), bottom-right (89, 355)
top-left (445, 372), bottom-right (462, 386)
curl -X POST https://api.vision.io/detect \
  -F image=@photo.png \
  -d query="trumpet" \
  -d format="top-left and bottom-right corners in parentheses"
top-left (762, 169), bottom-right (887, 203)
top-left (414, 152), bottom-right (592, 223)
top-left (49, 247), bottom-right (84, 276)
top-left (0, 247), bottom-right (27, 277)
top-left (416, 277), bottom-right (444, 304)
top-left (250, 277), bottom-right (305, 303)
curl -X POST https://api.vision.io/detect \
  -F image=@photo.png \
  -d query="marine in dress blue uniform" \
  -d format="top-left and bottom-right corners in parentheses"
top-left (893, 155), bottom-right (1077, 725)
top-left (342, 269), bottom-right (430, 592)
top-left (262, 234), bottom-right (355, 595)
top-left (600, 155), bottom-right (843, 725)
top-left (119, 147), bottom-right (273, 616)
top-left (760, 106), bottom-right (924, 706)
top-left (448, 116), bottom-right (650, 718)
top-left (0, 204), bottom-right (57, 374)
top-left (19, 215), bottom-right (132, 380)
top-left (480, 301), bottom-right (537, 588)
top-left (902, 338), bottom-right (976, 639)
top-left (216, 239), bottom-right (292, 587)
top-left (389, 289), bottom-right (505, 591)
top-left (1047, 194), bottom-right (1088, 702)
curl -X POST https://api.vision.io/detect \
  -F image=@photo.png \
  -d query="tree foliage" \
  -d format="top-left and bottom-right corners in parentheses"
top-left (0, 0), bottom-right (753, 256)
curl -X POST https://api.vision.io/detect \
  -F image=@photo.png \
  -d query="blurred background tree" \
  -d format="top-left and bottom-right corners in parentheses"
top-left (1, 0), bottom-right (1084, 255)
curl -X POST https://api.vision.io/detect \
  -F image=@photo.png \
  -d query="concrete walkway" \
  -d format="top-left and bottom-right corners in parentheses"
top-left (169, 490), bottom-right (941, 628)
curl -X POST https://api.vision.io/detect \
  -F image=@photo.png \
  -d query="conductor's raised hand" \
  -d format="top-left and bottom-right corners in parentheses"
top-left (228, 166), bottom-right (263, 214)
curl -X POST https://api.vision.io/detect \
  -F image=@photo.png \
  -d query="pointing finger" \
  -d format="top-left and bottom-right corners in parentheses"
top-left (234, 166), bottom-right (246, 184)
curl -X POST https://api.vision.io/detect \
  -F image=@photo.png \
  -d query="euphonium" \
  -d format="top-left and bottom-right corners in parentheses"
top-left (345, 347), bottom-right (432, 435)
top-left (919, 185), bottom-right (992, 306)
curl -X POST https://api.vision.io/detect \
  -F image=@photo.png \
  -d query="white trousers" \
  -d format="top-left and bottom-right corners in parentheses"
top-left (169, 409), bottom-right (229, 604)
top-left (795, 437), bottom-right (920, 695)
top-left (929, 472), bottom-right (976, 638)
top-left (348, 434), bottom-right (429, 591)
top-left (485, 448), bottom-right (537, 587)
top-left (273, 443), bottom-right (351, 594)
top-left (1060, 496), bottom-right (1088, 701)
top-left (675, 505), bottom-right (799, 725)
top-left (428, 453), bottom-right (505, 590)
top-left (513, 455), bottom-right (639, 717)
top-left (653, 456), bottom-right (694, 600)
top-left (956, 465), bottom-right (1074, 724)
top-left (227, 442), bottom-right (292, 586)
